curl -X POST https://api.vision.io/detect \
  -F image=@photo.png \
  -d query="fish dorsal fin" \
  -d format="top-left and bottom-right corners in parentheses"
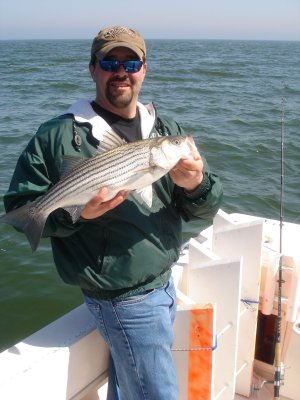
top-left (97, 129), bottom-right (127, 153)
top-left (60, 155), bottom-right (85, 178)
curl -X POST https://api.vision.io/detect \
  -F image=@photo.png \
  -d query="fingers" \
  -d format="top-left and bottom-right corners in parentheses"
top-left (81, 188), bottom-right (129, 220)
top-left (170, 154), bottom-right (204, 191)
top-left (88, 187), bottom-right (109, 207)
top-left (104, 191), bottom-right (129, 211)
top-left (174, 158), bottom-right (203, 172)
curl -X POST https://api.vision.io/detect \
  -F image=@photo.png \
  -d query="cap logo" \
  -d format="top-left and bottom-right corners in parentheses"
top-left (91, 25), bottom-right (146, 60)
top-left (103, 26), bottom-right (134, 40)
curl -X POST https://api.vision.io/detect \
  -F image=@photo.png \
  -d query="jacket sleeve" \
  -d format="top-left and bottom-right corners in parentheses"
top-left (173, 167), bottom-right (223, 222)
top-left (3, 121), bottom-right (85, 239)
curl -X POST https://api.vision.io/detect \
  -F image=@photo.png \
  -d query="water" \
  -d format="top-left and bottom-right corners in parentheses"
top-left (0, 39), bottom-right (299, 351)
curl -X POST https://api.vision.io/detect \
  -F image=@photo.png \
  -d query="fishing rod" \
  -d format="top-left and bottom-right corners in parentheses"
top-left (273, 97), bottom-right (285, 399)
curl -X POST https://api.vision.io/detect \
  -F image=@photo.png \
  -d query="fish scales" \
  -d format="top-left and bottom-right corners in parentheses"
top-left (64, 148), bottom-right (149, 191)
top-left (68, 142), bottom-right (150, 184)
top-left (65, 151), bottom-right (149, 198)
top-left (39, 146), bottom-right (151, 210)
top-left (36, 152), bottom-right (149, 209)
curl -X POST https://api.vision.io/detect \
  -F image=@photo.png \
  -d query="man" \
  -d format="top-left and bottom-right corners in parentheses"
top-left (4, 26), bottom-right (223, 399)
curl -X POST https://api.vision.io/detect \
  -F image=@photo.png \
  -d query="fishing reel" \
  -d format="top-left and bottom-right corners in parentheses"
top-left (251, 362), bottom-right (285, 398)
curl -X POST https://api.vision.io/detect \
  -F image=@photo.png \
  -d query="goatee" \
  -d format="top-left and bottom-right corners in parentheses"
top-left (106, 78), bottom-right (133, 108)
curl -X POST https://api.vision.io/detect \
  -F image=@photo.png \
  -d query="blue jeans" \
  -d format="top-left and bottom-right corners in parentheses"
top-left (84, 279), bottom-right (178, 400)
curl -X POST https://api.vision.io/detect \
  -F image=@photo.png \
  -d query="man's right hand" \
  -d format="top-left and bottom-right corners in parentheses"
top-left (81, 187), bottom-right (129, 220)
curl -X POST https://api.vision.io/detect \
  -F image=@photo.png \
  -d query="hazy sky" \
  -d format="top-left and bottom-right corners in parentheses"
top-left (0, 0), bottom-right (299, 41)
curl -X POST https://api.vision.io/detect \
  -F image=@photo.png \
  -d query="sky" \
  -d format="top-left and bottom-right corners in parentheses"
top-left (0, 0), bottom-right (299, 41)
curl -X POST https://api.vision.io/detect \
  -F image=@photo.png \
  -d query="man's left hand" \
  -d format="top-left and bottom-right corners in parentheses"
top-left (169, 152), bottom-right (204, 192)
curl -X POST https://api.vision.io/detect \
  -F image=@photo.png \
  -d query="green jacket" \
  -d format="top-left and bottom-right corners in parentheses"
top-left (4, 100), bottom-right (223, 299)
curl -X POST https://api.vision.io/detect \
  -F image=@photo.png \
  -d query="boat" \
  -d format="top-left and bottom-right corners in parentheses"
top-left (0, 209), bottom-right (299, 400)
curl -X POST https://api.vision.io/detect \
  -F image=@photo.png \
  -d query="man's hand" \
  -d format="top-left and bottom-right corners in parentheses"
top-left (169, 152), bottom-right (204, 192)
top-left (81, 187), bottom-right (129, 220)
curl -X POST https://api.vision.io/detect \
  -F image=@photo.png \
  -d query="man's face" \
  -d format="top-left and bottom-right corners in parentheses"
top-left (90, 47), bottom-right (147, 117)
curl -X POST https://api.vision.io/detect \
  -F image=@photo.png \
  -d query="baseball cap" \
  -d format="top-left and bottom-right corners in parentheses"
top-left (91, 26), bottom-right (146, 60)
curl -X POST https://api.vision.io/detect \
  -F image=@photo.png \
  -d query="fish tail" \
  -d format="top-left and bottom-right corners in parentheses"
top-left (0, 204), bottom-right (47, 252)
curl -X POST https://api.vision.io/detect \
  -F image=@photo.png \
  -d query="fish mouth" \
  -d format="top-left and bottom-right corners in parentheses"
top-left (186, 135), bottom-right (198, 153)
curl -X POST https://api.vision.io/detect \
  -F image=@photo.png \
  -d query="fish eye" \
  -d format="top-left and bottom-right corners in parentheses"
top-left (172, 138), bottom-right (181, 145)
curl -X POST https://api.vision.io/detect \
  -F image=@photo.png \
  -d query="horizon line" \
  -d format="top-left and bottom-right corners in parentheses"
top-left (0, 37), bottom-right (299, 42)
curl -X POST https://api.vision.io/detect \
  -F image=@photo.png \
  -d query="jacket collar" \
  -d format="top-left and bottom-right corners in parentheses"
top-left (65, 99), bottom-right (156, 141)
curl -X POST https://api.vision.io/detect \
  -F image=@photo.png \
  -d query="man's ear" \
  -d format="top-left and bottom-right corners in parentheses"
top-left (89, 64), bottom-right (96, 82)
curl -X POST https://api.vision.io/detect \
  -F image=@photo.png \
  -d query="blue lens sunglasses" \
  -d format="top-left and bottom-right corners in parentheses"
top-left (99, 60), bottom-right (143, 73)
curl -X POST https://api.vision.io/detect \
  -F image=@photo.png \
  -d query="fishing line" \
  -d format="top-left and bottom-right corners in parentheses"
top-left (273, 97), bottom-right (286, 400)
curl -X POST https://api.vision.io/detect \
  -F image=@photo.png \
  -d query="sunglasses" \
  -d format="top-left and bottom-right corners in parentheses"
top-left (99, 60), bottom-right (143, 73)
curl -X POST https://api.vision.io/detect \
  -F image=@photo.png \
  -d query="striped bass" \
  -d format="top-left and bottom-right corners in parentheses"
top-left (0, 133), bottom-right (197, 252)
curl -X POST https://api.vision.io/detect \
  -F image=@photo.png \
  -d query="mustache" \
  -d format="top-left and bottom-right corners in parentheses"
top-left (109, 76), bottom-right (129, 83)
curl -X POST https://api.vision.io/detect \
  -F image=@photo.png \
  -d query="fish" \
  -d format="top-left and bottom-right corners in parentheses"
top-left (0, 132), bottom-right (197, 251)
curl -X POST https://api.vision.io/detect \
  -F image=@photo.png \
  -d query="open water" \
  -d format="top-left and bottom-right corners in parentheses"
top-left (0, 39), bottom-right (299, 351)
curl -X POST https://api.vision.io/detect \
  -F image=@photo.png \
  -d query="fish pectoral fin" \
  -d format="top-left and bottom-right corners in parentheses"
top-left (135, 185), bottom-right (153, 207)
top-left (63, 205), bottom-right (85, 223)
